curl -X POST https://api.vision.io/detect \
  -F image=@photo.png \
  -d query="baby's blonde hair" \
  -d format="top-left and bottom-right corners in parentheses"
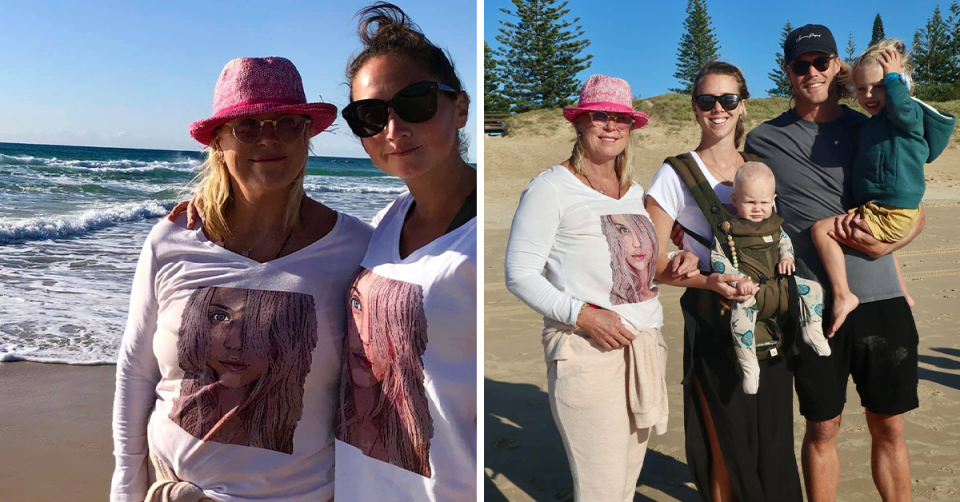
top-left (733, 161), bottom-right (775, 194)
top-left (847, 38), bottom-right (915, 89)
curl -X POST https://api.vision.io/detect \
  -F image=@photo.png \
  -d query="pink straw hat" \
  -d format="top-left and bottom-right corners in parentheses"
top-left (562, 74), bottom-right (649, 129)
top-left (189, 56), bottom-right (337, 145)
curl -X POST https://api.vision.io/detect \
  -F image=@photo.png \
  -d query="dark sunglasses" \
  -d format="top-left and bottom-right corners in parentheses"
top-left (342, 81), bottom-right (460, 138)
top-left (790, 55), bottom-right (837, 76)
top-left (589, 111), bottom-right (634, 131)
top-left (693, 94), bottom-right (743, 111)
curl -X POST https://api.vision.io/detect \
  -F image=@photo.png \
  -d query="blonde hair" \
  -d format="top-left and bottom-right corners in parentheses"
top-left (600, 214), bottom-right (659, 305)
top-left (192, 127), bottom-right (309, 242)
top-left (733, 161), bottom-right (776, 192)
top-left (568, 115), bottom-right (636, 189)
top-left (847, 38), bottom-right (914, 91)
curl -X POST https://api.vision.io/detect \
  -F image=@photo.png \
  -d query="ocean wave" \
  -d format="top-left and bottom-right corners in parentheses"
top-left (0, 153), bottom-right (201, 173)
top-left (0, 201), bottom-right (172, 244)
top-left (304, 184), bottom-right (407, 194)
top-left (0, 350), bottom-right (115, 365)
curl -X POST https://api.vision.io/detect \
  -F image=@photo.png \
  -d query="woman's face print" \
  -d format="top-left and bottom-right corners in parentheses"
top-left (610, 213), bottom-right (652, 272)
top-left (348, 270), bottom-right (388, 387)
top-left (206, 288), bottom-right (268, 389)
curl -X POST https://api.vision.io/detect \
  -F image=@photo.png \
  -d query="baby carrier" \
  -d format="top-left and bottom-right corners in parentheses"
top-left (665, 153), bottom-right (799, 360)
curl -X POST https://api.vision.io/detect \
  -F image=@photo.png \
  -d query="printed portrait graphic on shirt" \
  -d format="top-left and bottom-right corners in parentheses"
top-left (336, 268), bottom-right (433, 478)
top-left (168, 287), bottom-right (318, 454)
top-left (601, 214), bottom-right (660, 305)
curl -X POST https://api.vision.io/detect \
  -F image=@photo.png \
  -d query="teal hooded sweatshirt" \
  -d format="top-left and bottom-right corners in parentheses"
top-left (853, 74), bottom-right (957, 209)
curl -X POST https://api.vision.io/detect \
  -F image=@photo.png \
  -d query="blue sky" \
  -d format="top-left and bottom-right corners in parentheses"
top-left (484, 0), bottom-right (956, 101)
top-left (0, 0), bottom-right (477, 161)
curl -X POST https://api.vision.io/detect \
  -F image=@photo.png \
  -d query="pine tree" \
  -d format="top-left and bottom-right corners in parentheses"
top-left (484, 42), bottom-right (510, 113)
top-left (946, 0), bottom-right (960, 82)
top-left (495, 0), bottom-right (593, 112)
top-left (844, 32), bottom-right (858, 65)
top-left (870, 13), bottom-right (886, 46)
top-left (766, 20), bottom-right (793, 97)
top-left (671, 0), bottom-right (721, 94)
top-left (914, 6), bottom-right (955, 85)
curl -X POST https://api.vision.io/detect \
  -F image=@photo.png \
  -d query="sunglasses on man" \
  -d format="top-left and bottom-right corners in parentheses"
top-left (693, 94), bottom-right (743, 112)
top-left (789, 55), bottom-right (837, 76)
top-left (342, 81), bottom-right (460, 138)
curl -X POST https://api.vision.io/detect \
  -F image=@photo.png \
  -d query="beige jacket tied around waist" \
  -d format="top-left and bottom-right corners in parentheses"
top-left (543, 323), bottom-right (669, 435)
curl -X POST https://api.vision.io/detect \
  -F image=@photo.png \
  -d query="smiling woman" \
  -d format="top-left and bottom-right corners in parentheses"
top-left (504, 74), bottom-right (699, 501)
top-left (110, 55), bottom-right (373, 502)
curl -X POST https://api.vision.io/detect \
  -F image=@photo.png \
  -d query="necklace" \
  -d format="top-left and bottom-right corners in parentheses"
top-left (699, 151), bottom-right (740, 184)
top-left (230, 229), bottom-right (282, 258)
top-left (225, 202), bottom-right (302, 260)
top-left (584, 172), bottom-right (621, 199)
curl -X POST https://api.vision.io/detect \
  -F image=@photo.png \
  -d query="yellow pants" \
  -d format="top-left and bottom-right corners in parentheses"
top-left (850, 202), bottom-right (920, 243)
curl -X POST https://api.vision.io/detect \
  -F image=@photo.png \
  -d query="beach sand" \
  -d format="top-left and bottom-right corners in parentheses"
top-left (484, 125), bottom-right (960, 501)
top-left (0, 362), bottom-right (116, 502)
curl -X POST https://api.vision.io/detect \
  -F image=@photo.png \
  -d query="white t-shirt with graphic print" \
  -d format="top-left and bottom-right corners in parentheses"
top-left (334, 192), bottom-right (477, 502)
top-left (110, 213), bottom-right (372, 502)
top-left (504, 165), bottom-right (664, 362)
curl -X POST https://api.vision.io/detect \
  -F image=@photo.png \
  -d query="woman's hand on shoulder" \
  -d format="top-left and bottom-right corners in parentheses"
top-left (667, 251), bottom-right (700, 279)
top-left (707, 273), bottom-right (754, 302)
top-left (575, 306), bottom-right (635, 350)
top-left (166, 196), bottom-right (205, 229)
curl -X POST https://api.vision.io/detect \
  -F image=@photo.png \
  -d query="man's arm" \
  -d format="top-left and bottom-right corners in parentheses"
top-left (830, 205), bottom-right (925, 258)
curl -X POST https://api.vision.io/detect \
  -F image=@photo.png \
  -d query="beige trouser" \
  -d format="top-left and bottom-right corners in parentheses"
top-left (546, 327), bottom-right (667, 502)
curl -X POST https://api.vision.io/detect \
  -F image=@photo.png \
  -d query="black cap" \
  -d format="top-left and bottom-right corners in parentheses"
top-left (784, 24), bottom-right (838, 64)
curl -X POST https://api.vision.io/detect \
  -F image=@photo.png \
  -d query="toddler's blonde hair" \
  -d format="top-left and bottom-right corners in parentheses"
top-left (847, 38), bottom-right (915, 92)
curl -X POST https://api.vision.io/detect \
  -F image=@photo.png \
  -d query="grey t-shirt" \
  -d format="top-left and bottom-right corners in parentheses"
top-left (744, 106), bottom-right (902, 303)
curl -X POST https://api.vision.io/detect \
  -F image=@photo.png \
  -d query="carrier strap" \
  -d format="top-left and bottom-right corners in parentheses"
top-left (664, 152), bottom-right (762, 264)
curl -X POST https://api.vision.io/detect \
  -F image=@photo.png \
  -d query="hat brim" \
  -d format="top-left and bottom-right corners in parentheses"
top-left (562, 104), bottom-right (649, 129)
top-left (785, 45), bottom-right (838, 65)
top-left (189, 102), bottom-right (338, 146)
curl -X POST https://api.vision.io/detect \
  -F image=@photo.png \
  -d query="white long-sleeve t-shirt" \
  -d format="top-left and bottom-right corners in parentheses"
top-left (334, 192), bottom-right (477, 502)
top-left (505, 165), bottom-right (663, 359)
top-left (110, 213), bottom-right (372, 502)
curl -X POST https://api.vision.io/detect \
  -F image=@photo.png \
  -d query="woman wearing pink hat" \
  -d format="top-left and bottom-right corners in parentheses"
top-left (110, 56), bottom-right (372, 502)
top-left (504, 74), bottom-right (699, 501)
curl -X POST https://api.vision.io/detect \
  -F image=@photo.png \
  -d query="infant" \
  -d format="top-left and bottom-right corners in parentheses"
top-left (710, 162), bottom-right (830, 394)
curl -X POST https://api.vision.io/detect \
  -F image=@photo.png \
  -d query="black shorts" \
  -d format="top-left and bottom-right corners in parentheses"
top-left (794, 297), bottom-right (919, 421)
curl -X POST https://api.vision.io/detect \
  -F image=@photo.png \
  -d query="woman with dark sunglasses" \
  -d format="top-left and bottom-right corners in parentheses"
top-left (333, 3), bottom-right (477, 501)
top-left (645, 60), bottom-right (804, 501)
top-left (504, 74), bottom-right (699, 501)
top-left (113, 56), bottom-right (373, 502)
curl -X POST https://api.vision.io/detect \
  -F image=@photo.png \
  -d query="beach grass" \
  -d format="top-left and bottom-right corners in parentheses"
top-left (503, 93), bottom-right (960, 146)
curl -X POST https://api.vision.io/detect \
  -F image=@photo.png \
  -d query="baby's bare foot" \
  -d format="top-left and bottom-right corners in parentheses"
top-left (828, 293), bottom-right (859, 338)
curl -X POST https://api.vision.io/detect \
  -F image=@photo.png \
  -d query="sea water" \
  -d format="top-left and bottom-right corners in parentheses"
top-left (0, 142), bottom-right (406, 364)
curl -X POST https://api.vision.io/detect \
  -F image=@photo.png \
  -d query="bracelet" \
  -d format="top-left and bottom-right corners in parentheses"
top-left (574, 303), bottom-right (589, 329)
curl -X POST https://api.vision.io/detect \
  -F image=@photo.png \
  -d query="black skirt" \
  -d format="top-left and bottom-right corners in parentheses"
top-left (680, 289), bottom-right (803, 502)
